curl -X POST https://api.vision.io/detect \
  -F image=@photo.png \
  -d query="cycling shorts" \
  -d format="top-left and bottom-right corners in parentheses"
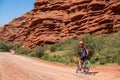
top-left (81, 56), bottom-right (87, 62)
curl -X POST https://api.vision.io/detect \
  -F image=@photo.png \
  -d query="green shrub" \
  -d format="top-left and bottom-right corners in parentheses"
top-left (64, 38), bottom-right (80, 56)
top-left (34, 46), bottom-right (46, 57)
top-left (0, 41), bottom-right (9, 52)
top-left (50, 45), bottom-right (56, 52)
top-left (15, 47), bottom-right (31, 55)
top-left (13, 42), bottom-right (23, 50)
top-left (49, 42), bottom-right (65, 52)
top-left (0, 41), bottom-right (24, 52)
top-left (51, 55), bottom-right (65, 63)
top-left (41, 53), bottom-right (51, 60)
top-left (5, 42), bottom-right (14, 50)
top-left (6, 41), bottom-right (23, 51)
top-left (115, 55), bottom-right (120, 65)
top-left (55, 43), bottom-right (65, 51)
top-left (27, 52), bottom-right (36, 57)
top-left (99, 58), bottom-right (107, 65)
top-left (41, 53), bottom-right (65, 63)
top-left (69, 43), bottom-right (81, 56)
top-left (63, 53), bottom-right (76, 64)
top-left (0, 49), bottom-right (6, 52)
top-left (90, 57), bottom-right (98, 64)
top-left (41, 52), bottom-right (76, 64)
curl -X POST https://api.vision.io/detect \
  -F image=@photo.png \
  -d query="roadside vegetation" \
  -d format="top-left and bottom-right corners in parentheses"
top-left (0, 30), bottom-right (120, 65)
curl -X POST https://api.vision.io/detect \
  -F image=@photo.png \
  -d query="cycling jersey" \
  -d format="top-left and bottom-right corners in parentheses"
top-left (81, 45), bottom-right (87, 58)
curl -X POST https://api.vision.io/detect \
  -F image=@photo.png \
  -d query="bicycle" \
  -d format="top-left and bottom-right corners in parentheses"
top-left (76, 58), bottom-right (90, 74)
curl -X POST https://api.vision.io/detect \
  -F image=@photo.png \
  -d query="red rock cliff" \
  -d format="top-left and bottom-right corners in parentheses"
top-left (0, 0), bottom-right (120, 48)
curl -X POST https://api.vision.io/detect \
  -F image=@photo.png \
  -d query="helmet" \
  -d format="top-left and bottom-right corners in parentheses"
top-left (79, 41), bottom-right (85, 45)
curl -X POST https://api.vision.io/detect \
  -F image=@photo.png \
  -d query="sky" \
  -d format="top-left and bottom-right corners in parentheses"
top-left (0, 0), bottom-right (35, 24)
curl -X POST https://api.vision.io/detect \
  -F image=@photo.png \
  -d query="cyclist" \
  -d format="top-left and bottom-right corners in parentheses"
top-left (76, 41), bottom-right (89, 73)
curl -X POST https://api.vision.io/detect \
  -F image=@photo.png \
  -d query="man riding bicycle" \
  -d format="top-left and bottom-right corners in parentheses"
top-left (76, 41), bottom-right (89, 73)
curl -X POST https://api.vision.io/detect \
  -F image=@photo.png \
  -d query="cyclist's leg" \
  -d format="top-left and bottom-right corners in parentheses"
top-left (76, 57), bottom-right (86, 73)
top-left (81, 56), bottom-right (86, 73)
top-left (83, 56), bottom-right (90, 74)
top-left (76, 59), bottom-right (81, 73)
top-left (79, 59), bottom-right (82, 70)
top-left (76, 59), bottom-right (80, 73)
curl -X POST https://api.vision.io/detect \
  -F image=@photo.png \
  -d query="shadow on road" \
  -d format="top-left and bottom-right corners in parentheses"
top-left (86, 71), bottom-right (98, 75)
top-left (76, 70), bottom-right (98, 76)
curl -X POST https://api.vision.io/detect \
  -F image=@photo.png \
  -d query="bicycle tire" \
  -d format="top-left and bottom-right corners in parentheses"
top-left (76, 62), bottom-right (81, 73)
top-left (82, 60), bottom-right (90, 74)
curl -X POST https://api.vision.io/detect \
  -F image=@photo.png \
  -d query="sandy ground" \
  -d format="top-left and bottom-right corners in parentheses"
top-left (0, 52), bottom-right (120, 80)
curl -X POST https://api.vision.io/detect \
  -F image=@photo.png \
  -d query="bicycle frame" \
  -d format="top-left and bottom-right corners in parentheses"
top-left (76, 59), bottom-right (90, 74)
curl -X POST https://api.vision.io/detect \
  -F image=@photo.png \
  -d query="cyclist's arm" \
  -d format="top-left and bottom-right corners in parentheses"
top-left (86, 49), bottom-right (89, 55)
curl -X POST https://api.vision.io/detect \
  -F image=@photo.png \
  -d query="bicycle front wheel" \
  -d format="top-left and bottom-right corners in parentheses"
top-left (83, 60), bottom-right (90, 73)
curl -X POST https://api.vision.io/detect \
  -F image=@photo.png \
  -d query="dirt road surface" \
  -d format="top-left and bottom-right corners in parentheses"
top-left (0, 52), bottom-right (120, 80)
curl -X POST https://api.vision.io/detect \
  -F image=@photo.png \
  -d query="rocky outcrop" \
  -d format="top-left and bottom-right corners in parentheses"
top-left (0, 0), bottom-right (120, 48)
top-left (0, 25), bottom-right (4, 32)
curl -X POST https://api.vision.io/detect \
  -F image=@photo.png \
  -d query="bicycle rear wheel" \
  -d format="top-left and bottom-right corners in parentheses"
top-left (76, 62), bottom-right (81, 73)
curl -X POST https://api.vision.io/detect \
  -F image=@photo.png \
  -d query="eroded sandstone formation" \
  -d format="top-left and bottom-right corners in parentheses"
top-left (0, 0), bottom-right (120, 48)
